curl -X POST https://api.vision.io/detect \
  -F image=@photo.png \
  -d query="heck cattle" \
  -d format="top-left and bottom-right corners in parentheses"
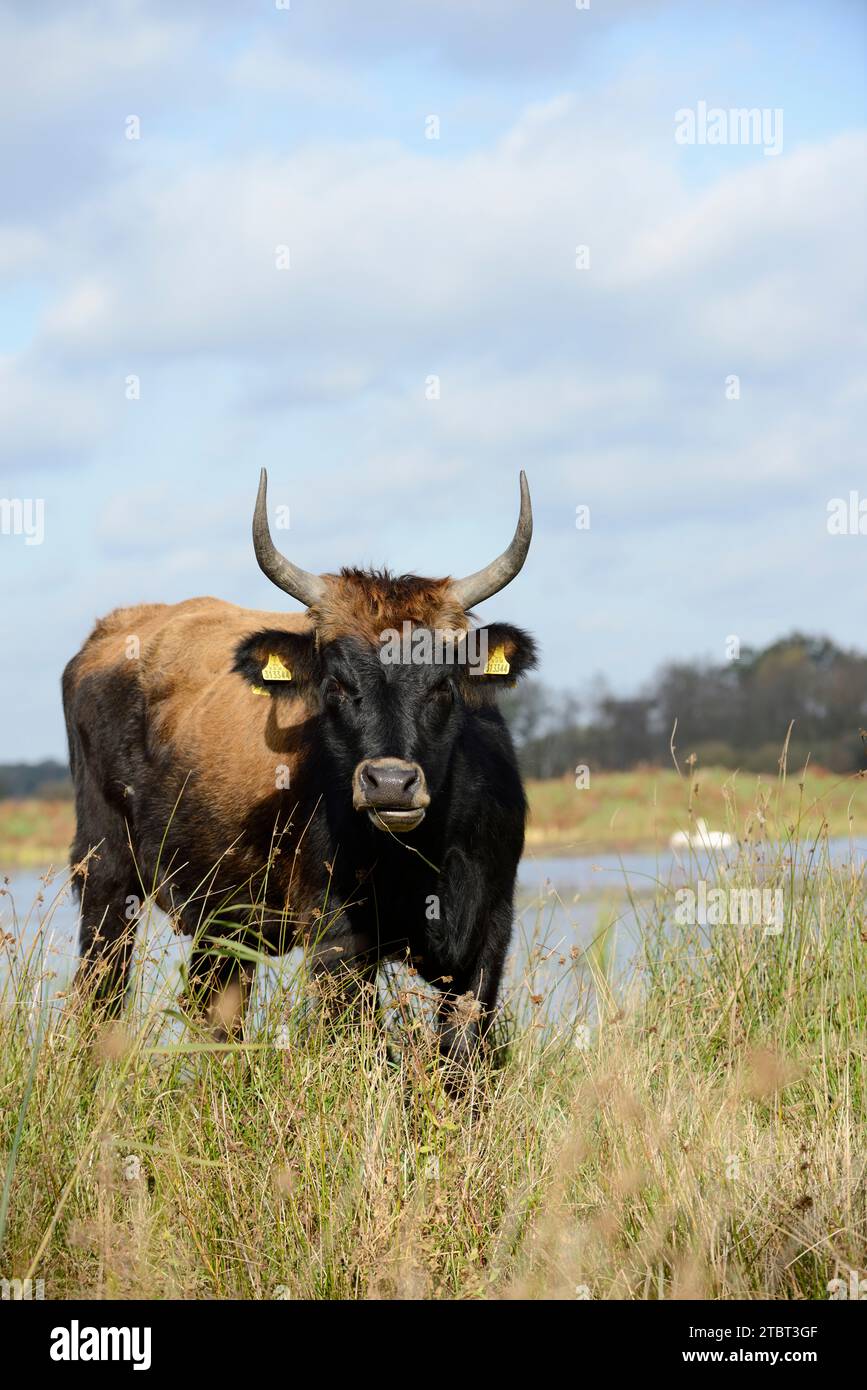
top-left (63, 471), bottom-right (536, 1061)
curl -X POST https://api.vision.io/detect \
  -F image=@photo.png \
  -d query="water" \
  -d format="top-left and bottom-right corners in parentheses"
top-left (4, 837), bottom-right (866, 1024)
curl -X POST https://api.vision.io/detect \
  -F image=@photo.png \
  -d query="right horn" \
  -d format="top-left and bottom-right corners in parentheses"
top-left (451, 471), bottom-right (532, 610)
top-left (252, 469), bottom-right (327, 607)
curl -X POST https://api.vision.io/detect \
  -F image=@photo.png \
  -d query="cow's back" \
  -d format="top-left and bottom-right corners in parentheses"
top-left (63, 597), bottom-right (318, 894)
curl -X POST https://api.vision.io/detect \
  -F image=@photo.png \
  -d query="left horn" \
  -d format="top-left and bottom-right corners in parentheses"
top-left (451, 471), bottom-right (532, 610)
top-left (252, 469), bottom-right (327, 607)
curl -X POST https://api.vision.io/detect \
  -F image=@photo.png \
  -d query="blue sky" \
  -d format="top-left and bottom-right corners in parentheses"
top-left (1, 0), bottom-right (866, 759)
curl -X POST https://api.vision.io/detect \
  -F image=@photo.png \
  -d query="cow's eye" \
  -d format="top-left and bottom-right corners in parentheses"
top-left (324, 678), bottom-right (347, 706)
top-left (325, 677), bottom-right (360, 708)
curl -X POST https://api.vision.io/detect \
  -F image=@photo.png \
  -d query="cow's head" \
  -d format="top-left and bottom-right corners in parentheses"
top-left (235, 471), bottom-right (536, 833)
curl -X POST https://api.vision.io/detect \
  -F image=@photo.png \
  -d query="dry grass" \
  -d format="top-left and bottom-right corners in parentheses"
top-left (1, 800), bottom-right (865, 1300)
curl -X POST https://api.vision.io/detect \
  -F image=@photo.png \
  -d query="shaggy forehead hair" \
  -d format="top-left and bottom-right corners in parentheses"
top-left (309, 569), bottom-right (470, 645)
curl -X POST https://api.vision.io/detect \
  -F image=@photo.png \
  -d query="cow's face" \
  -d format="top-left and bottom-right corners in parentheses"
top-left (235, 621), bottom-right (536, 833)
top-left (244, 468), bottom-right (535, 831)
top-left (325, 636), bottom-right (452, 832)
top-left (328, 630), bottom-right (533, 832)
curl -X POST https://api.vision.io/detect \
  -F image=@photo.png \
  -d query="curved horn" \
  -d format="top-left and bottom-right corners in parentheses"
top-left (252, 469), bottom-right (327, 607)
top-left (451, 471), bottom-right (533, 610)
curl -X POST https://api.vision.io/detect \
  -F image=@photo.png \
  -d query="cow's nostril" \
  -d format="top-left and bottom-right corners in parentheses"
top-left (358, 758), bottom-right (426, 810)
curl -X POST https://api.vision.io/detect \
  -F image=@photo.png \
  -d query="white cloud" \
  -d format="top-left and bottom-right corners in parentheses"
top-left (228, 43), bottom-right (368, 106)
top-left (0, 7), bottom-right (197, 121)
top-left (0, 354), bottom-right (106, 462)
top-left (29, 101), bottom-right (863, 390)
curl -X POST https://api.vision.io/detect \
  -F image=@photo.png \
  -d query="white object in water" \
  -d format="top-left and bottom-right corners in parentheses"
top-left (669, 818), bottom-right (733, 851)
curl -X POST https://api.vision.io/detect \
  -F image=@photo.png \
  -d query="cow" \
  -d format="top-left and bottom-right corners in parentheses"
top-left (62, 471), bottom-right (537, 1064)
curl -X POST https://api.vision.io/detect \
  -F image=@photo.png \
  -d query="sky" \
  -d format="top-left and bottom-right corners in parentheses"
top-left (1, 0), bottom-right (866, 760)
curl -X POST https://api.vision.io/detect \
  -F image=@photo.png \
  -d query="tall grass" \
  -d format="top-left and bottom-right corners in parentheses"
top-left (1, 796), bottom-right (865, 1299)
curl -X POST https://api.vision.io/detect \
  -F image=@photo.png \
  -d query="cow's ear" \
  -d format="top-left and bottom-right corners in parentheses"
top-left (233, 629), bottom-right (320, 695)
top-left (461, 623), bottom-right (538, 694)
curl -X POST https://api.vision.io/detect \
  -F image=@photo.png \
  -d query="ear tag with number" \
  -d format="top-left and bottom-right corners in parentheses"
top-left (484, 643), bottom-right (510, 676)
top-left (261, 653), bottom-right (293, 681)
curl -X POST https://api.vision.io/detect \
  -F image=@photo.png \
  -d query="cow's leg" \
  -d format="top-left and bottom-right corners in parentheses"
top-left (433, 898), bottom-right (513, 1071)
top-left (186, 931), bottom-right (256, 1041)
top-left (308, 917), bottom-right (379, 1028)
top-left (72, 813), bottom-right (141, 1018)
top-left (76, 877), bottom-right (141, 1016)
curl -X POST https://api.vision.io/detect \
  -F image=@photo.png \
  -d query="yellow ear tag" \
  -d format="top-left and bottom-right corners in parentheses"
top-left (250, 685), bottom-right (271, 698)
top-left (484, 643), bottom-right (510, 675)
top-left (261, 653), bottom-right (293, 681)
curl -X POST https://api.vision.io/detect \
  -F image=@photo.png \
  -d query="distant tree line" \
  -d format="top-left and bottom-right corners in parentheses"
top-left (0, 760), bottom-right (72, 799)
top-left (501, 633), bottom-right (867, 778)
top-left (2, 634), bottom-right (866, 797)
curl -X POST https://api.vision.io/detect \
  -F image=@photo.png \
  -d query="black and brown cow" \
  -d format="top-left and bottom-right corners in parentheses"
top-left (63, 471), bottom-right (537, 1060)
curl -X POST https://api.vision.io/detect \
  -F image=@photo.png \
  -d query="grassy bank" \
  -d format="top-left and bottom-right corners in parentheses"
top-left (1, 825), bottom-right (865, 1299)
top-left (526, 764), bottom-right (867, 855)
top-left (0, 799), bottom-right (75, 868)
top-left (3, 764), bottom-right (867, 868)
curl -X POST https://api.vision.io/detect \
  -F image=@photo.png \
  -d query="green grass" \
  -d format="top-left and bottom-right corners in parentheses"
top-left (0, 799), bottom-right (77, 867)
top-left (1, 792), bottom-right (865, 1299)
top-left (525, 763), bottom-right (867, 855)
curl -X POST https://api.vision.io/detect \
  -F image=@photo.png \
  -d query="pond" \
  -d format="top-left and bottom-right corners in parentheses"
top-left (3, 836), bottom-right (866, 1027)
